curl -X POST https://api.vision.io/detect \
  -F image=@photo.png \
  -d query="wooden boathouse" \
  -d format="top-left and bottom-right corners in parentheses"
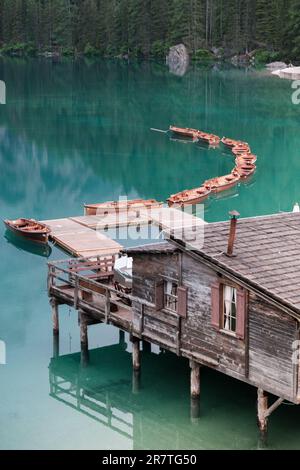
top-left (47, 211), bottom-right (300, 435)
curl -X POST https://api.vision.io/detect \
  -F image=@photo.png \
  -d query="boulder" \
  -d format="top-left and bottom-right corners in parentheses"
top-left (266, 61), bottom-right (287, 70)
top-left (211, 47), bottom-right (224, 59)
top-left (166, 44), bottom-right (189, 76)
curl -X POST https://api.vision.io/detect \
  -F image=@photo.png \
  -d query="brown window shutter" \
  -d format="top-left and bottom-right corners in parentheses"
top-left (236, 288), bottom-right (247, 340)
top-left (211, 282), bottom-right (221, 329)
top-left (155, 280), bottom-right (164, 311)
top-left (177, 286), bottom-right (188, 318)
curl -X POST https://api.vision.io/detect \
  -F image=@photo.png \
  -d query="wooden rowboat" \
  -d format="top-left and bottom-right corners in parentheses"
top-left (205, 172), bottom-right (240, 193)
top-left (197, 132), bottom-right (220, 146)
top-left (3, 218), bottom-right (51, 245)
top-left (235, 154), bottom-right (257, 166)
top-left (235, 163), bottom-right (256, 178)
top-left (169, 126), bottom-right (198, 139)
top-left (84, 199), bottom-right (163, 216)
top-left (167, 185), bottom-right (211, 207)
top-left (221, 137), bottom-right (242, 148)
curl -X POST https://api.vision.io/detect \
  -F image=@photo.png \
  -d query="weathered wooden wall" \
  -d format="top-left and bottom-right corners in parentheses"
top-left (248, 295), bottom-right (296, 401)
top-left (131, 249), bottom-right (298, 402)
top-left (132, 253), bottom-right (180, 351)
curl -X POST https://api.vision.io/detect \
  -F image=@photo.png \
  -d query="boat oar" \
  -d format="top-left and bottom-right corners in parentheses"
top-left (150, 128), bottom-right (169, 134)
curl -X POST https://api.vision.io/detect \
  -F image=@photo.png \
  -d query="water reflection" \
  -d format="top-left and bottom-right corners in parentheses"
top-left (4, 230), bottom-right (52, 258)
top-left (1, 57), bottom-right (299, 224)
top-left (48, 336), bottom-right (261, 450)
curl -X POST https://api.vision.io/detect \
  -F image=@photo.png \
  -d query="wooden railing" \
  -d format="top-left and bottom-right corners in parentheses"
top-left (47, 255), bottom-right (155, 327)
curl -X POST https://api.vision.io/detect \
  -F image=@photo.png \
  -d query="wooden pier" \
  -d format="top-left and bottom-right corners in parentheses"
top-left (47, 211), bottom-right (300, 437)
top-left (43, 207), bottom-right (204, 258)
top-left (42, 218), bottom-right (123, 257)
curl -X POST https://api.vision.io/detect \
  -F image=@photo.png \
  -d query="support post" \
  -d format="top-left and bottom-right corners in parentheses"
top-left (50, 298), bottom-right (59, 335)
top-left (132, 370), bottom-right (141, 394)
top-left (257, 388), bottom-right (268, 436)
top-left (190, 397), bottom-right (200, 422)
top-left (190, 360), bottom-right (200, 398)
top-left (80, 311), bottom-right (89, 367)
top-left (53, 333), bottom-right (59, 359)
top-left (131, 336), bottom-right (141, 371)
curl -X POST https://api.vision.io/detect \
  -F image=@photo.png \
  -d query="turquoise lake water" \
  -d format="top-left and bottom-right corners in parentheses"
top-left (1, 58), bottom-right (300, 449)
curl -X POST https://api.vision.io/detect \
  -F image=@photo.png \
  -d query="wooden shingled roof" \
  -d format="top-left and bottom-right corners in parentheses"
top-left (169, 212), bottom-right (300, 316)
top-left (125, 242), bottom-right (177, 255)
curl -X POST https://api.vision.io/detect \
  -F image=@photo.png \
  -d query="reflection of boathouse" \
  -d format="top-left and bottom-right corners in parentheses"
top-left (49, 339), bottom-right (262, 449)
top-left (48, 211), bottom-right (300, 436)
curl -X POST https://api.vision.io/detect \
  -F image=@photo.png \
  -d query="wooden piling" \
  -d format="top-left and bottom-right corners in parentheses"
top-left (80, 311), bottom-right (89, 366)
top-left (53, 333), bottom-right (59, 359)
top-left (131, 336), bottom-right (141, 371)
top-left (50, 298), bottom-right (59, 335)
top-left (190, 360), bottom-right (200, 398)
top-left (132, 370), bottom-right (141, 394)
top-left (190, 397), bottom-right (200, 422)
top-left (257, 388), bottom-right (268, 435)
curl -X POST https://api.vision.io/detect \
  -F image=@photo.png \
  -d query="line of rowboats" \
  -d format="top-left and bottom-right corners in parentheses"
top-left (3, 125), bottom-right (256, 245)
top-left (167, 125), bottom-right (257, 207)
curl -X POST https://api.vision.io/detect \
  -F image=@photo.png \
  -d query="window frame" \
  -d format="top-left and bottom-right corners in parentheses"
top-left (164, 279), bottom-right (179, 313)
top-left (221, 284), bottom-right (238, 335)
top-left (211, 279), bottom-right (247, 340)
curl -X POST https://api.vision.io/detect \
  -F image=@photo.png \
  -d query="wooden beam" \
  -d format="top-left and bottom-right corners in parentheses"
top-left (264, 397), bottom-right (284, 418)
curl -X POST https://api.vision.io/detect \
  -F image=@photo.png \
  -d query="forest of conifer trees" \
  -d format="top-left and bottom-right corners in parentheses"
top-left (0, 0), bottom-right (300, 61)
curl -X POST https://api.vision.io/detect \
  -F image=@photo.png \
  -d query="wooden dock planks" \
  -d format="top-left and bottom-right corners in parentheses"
top-left (145, 207), bottom-right (206, 232)
top-left (70, 212), bottom-right (151, 230)
top-left (42, 218), bottom-right (122, 257)
top-left (43, 208), bottom-right (204, 258)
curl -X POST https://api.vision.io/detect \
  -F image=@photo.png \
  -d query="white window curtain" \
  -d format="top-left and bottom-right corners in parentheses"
top-left (224, 286), bottom-right (234, 330)
top-left (166, 281), bottom-right (173, 295)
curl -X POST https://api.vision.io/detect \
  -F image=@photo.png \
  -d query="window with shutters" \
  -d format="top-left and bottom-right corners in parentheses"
top-left (211, 281), bottom-right (247, 339)
top-left (164, 281), bottom-right (178, 312)
top-left (223, 285), bottom-right (237, 333)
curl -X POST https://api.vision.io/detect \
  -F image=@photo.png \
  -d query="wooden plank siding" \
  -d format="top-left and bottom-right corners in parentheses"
top-left (131, 250), bottom-right (299, 402)
top-left (248, 295), bottom-right (296, 401)
top-left (132, 253), bottom-right (180, 352)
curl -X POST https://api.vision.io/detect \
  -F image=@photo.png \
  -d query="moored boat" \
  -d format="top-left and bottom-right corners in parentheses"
top-left (235, 163), bottom-right (256, 178)
top-left (169, 126), bottom-right (198, 139)
top-left (205, 172), bottom-right (240, 193)
top-left (221, 137), bottom-right (242, 148)
top-left (197, 131), bottom-right (220, 146)
top-left (3, 218), bottom-right (51, 245)
top-left (235, 154), bottom-right (257, 166)
top-left (84, 199), bottom-right (163, 216)
top-left (232, 144), bottom-right (251, 155)
top-left (167, 185), bottom-right (211, 207)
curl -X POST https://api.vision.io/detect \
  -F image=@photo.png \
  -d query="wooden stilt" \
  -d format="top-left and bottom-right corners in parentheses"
top-left (131, 337), bottom-right (141, 371)
top-left (50, 298), bottom-right (59, 335)
top-left (190, 360), bottom-right (200, 398)
top-left (132, 370), bottom-right (141, 394)
top-left (119, 329), bottom-right (125, 344)
top-left (257, 388), bottom-right (268, 436)
top-left (53, 333), bottom-right (59, 358)
top-left (80, 311), bottom-right (89, 367)
top-left (190, 397), bottom-right (200, 422)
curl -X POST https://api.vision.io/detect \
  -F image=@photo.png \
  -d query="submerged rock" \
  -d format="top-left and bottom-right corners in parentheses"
top-left (166, 44), bottom-right (189, 76)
